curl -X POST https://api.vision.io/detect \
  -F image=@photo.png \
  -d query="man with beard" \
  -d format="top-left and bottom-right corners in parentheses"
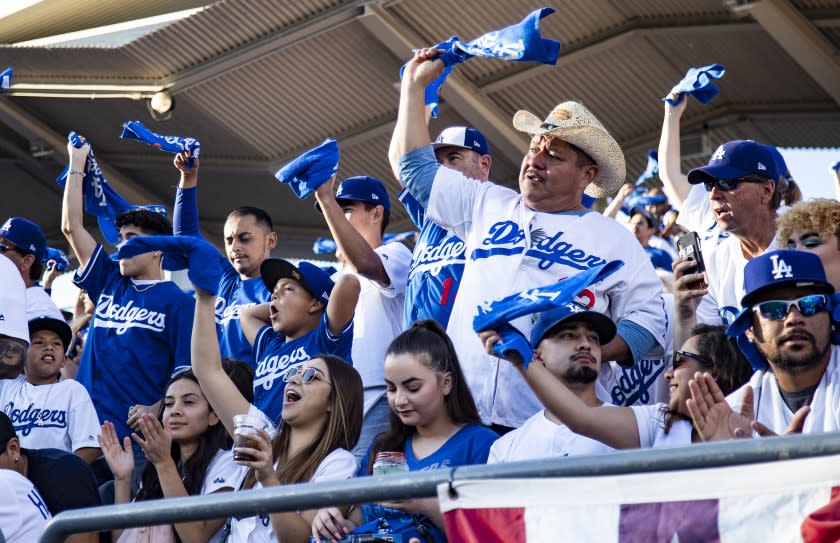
top-left (484, 302), bottom-right (617, 462)
top-left (686, 249), bottom-right (839, 439)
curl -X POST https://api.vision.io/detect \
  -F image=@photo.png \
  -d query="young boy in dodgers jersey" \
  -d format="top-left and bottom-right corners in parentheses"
top-left (393, 50), bottom-right (668, 431)
top-left (239, 258), bottom-right (359, 421)
top-left (0, 316), bottom-right (100, 464)
top-left (172, 152), bottom-right (276, 365)
top-left (61, 139), bottom-right (194, 441)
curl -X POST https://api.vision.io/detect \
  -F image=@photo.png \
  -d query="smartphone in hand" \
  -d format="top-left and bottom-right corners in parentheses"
top-left (676, 231), bottom-right (707, 289)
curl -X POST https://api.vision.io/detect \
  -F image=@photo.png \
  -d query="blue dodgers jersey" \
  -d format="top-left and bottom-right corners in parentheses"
top-left (74, 245), bottom-right (195, 439)
top-left (252, 313), bottom-right (353, 422)
top-left (400, 189), bottom-right (466, 328)
top-left (216, 264), bottom-right (270, 365)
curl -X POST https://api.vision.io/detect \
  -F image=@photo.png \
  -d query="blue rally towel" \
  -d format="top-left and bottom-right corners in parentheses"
top-left (97, 204), bottom-right (168, 246)
top-left (664, 64), bottom-right (726, 106)
top-left (120, 120), bottom-right (200, 169)
top-left (57, 132), bottom-right (136, 234)
top-left (46, 247), bottom-right (69, 272)
top-left (473, 260), bottom-right (624, 367)
top-left (313, 231), bottom-right (417, 254)
top-left (0, 67), bottom-right (12, 89)
top-left (274, 139), bottom-right (340, 200)
top-left (117, 235), bottom-right (222, 295)
top-left (400, 7), bottom-right (560, 117)
top-left (634, 150), bottom-right (659, 187)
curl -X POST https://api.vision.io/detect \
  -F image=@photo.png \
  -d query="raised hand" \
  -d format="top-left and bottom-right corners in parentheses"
top-left (686, 372), bottom-right (754, 441)
top-left (98, 421), bottom-right (135, 481)
top-left (401, 48), bottom-right (447, 90)
top-left (132, 413), bottom-right (173, 467)
top-left (477, 329), bottom-right (525, 368)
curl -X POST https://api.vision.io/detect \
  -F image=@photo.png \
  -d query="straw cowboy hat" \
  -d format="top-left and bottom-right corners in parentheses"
top-left (513, 101), bottom-right (626, 198)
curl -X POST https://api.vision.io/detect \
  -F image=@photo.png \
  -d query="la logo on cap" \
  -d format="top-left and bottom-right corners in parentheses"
top-left (770, 254), bottom-right (793, 280)
top-left (711, 146), bottom-right (726, 161)
top-left (0, 219), bottom-right (11, 232)
top-left (566, 302), bottom-right (584, 313)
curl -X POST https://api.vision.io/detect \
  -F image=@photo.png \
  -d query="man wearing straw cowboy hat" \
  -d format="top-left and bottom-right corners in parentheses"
top-left (390, 48), bottom-right (667, 432)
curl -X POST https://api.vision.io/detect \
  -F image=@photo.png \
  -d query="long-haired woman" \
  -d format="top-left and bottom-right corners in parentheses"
top-left (191, 287), bottom-right (363, 543)
top-left (311, 320), bottom-right (498, 543)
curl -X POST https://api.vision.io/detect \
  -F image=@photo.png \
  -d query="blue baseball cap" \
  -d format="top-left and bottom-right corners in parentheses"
top-left (740, 249), bottom-right (834, 307)
top-left (687, 140), bottom-right (780, 186)
top-left (764, 145), bottom-right (792, 181)
top-left (28, 315), bottom-right (73, 350)
top-left (316, 176), bottom-right (391, 214)
top-left (0, 217), bottom-right (48, 263)
top-left (432, 126), bottom-right (491, 157)
top-left (529, 301), bottom-right (616, 347)
top-left (260, 258), bottom-right (334, 305)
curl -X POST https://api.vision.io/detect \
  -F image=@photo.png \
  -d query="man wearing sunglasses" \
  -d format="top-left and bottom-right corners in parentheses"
top-left (0, 217), bottom-right (63, 322)
top-left (688, 250), bottom-right (839, 439)
top-left (673, 140), bottom-right (786, 347)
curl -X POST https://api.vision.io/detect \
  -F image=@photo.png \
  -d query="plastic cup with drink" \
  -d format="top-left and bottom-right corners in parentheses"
top-left (233, 413), bottom-right (268, 463)
top-left (372, 451), bottom-right (409, 476)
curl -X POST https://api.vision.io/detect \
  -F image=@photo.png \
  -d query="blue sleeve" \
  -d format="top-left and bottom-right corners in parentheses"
top-left (174, 186), bottom-right (202, 237)
top-left (170, 294), bottom-right (196, 372)
top-left (468, 426), bottom-right (498, 465)
top-left (397, 146), bottom-right (440, 209)
top-left (616, 319), bottom-right (659, 363)
top-left (398, 188), bottom-right (426, 230)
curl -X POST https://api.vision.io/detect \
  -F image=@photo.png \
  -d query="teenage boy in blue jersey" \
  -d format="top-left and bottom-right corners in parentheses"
top-left (395, 126), bottom-right (492, 328)
top-left (173, 152), bottom-right (277, 365)
top-left (239, 258), bottom-right (359, 421)
top-left (61, 140), bottom-right (194, 446)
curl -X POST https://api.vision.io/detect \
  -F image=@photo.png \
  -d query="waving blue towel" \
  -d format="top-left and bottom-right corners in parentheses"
top-left (57, 132), bottom-right (136, 242)
top-left (46, 247), bottom-right (69, 272)
top-left (664, 64), bottom-right (726, 106)
top-left (634, 150), bottom-right (659, 187)
top-left (473, 260), bottom-right (623, 368)
top-left (117, 235), bottom-right (222, 295)
top-left (275, 139), bottom-right (340, 200)
top-left (490, 323), bottom-right (534, 367)
top-left (0, 67), bottom-right (12, 89)
top-left (401, 7), bottom-right (560, 118)
top-left (120, 121), bottom-right (200, 169)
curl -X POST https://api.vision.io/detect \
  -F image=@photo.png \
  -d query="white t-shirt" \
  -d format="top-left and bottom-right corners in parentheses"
top-left (727, 347), bottom-right (840, 435)
top-left (631, 403), bottom-right (694, 448)
top-left (26, 284), bottom-right (63, 321)
top-left (696, 235), bottom-right (779, 326)
top-left (488, 409), bottom-right (615, 463)
top-left (229, 405), bottom-right (359, 543)
top-left (0, 375), bottom-right (100, 452)
top-left (0, 469), bottom-right (51, 542)
top-left (426, 167), bottom-right (668, 427)
top-left (337, 242), bottom-right (411, 413)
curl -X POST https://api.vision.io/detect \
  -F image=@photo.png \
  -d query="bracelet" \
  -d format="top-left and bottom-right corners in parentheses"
top-left (68, 169), bottom-right (85, 176)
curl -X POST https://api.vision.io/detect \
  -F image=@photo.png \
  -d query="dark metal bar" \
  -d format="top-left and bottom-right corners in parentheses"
top-left (40, 432), bottom-right (840, 542)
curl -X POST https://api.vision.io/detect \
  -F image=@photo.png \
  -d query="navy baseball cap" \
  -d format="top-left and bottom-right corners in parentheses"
top-left (740, 249), bottom-right (834, 308)
top-left (687, 140), bottom-right (780, 186)
top-left (0, 217), bottom-right (48, 263)
top-left (28, 315), bottom-right (73, 350)
top-left (530, 302), bottom-right (616, 347)
top-left (316, 176), bottom-right (391, 214)
top-left (432, 126), bottom-right (491, 157)
top-left (260, 258), bottom-right (334, 305)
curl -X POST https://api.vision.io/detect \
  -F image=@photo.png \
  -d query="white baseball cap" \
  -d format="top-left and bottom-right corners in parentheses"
top-left (0, 255), bottom-right (29, 345)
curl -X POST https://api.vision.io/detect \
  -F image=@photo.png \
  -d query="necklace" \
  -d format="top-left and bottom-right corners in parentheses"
top-left (22, 380), bottom-right (55, 426)
top-left (131, 280), bottom-right (161, 293)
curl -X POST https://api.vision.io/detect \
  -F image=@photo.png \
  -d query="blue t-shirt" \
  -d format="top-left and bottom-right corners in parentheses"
top-left (252, 313), bottom-right (353, 422)
top-left (399, 189), bottom-right (466, 329)
top-left (174, 186), bottom-right (271, 365)
top-left (359, 423), bottom-right (498, 543)
top-left (74, 245), bottom-right (195, 439)
top-left (643, 245), bottom-right (674, 271)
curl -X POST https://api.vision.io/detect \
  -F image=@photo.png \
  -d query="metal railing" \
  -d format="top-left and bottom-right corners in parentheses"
top-left (40, 432), bottom-right (840, 542)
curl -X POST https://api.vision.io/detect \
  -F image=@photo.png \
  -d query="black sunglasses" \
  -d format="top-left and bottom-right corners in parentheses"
top-left (702, 176), bottom-right (767, 192)
top-left (0, 243), bottom-right (29, 257)
top-left (672, 350), bottom-right (713, 368)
